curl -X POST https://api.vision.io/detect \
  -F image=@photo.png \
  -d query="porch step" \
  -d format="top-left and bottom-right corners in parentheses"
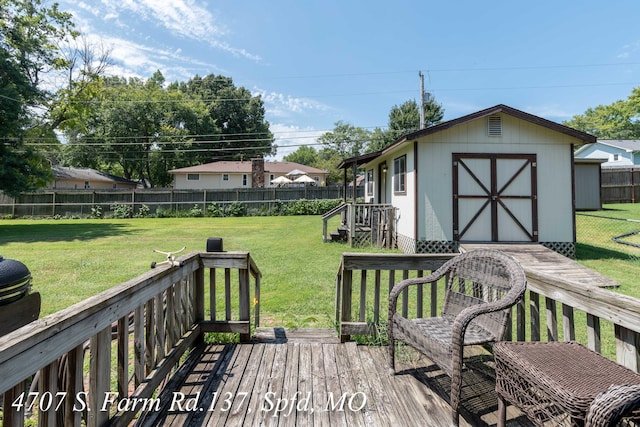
top-left (252, 327), bottom-right (340, 344)
top-left (329, 225), bottom-right (349, 242)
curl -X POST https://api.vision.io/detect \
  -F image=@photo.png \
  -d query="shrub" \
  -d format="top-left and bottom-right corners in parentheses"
top-left (187, 204), bottom-right (203, 217)
top-left (134, 204), bottom-right (151, 218)
top-left (227, 201), bottom-right (246, 217)
top-left (90, 205), bottom-right (103, 219)
top-left (207, 203), bottom-right (224, 217)
top-left (110, 203), bottom-right (133, 219)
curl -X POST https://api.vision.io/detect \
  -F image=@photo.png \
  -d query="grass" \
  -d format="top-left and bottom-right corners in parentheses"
top-left (0, 215), bottom-right (391, 328)
top-left (576, 203), bottom-right (640, 299)
top-left (2, 203), bottom-right (640, 331)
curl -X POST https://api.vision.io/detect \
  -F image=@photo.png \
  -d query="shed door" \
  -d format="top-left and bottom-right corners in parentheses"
top-left (453, 153), bottom-right (538, 242)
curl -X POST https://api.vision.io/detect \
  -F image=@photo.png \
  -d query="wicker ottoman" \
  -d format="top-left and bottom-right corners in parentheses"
top-left (494, 341), bottom-right (640, 426)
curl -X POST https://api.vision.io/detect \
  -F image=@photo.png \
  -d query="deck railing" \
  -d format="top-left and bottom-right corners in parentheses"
top-left (335, 252), bottom-right (640, 371)
top-left (0, 251), bottom-right (261, 427)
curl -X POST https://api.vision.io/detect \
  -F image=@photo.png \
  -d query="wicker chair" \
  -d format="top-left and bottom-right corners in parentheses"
top-left (388, 249), bottom-right (527, 426)
top-left (585, 384), bottom-right (640, 426)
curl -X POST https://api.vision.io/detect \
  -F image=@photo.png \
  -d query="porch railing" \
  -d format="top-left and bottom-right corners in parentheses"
top-left (0, 251), bottom-right (260, 427)
top-left (335, 252), bottom-right (640, 371)
top-left (323, 203), bottom-right (396, 247)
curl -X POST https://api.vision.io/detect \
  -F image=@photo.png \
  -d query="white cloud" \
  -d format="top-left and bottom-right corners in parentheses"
top-left (525, 105), bottom-right (575, 121)
top-left (96, 0), bottom-right (259, 60)
top-left (255, 88), bottom-right (332, 119)
top-left (267, 124), bottom-right (325, 160)
top-left (75, 32), bottom-right (225, 81)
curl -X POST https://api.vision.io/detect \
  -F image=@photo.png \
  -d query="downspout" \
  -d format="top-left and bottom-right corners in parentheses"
top-left (414, 140), bottom-right (419, 249)
top-left (570, 144), bottom-right (577, 251)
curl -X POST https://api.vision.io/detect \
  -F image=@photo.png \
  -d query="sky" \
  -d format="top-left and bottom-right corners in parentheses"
top-left (56, 0), bottom-right (640, 160)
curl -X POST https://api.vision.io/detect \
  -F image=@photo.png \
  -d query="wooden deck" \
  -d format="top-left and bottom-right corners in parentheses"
top-left (135, 329), bottom-right (532, 427)
top-left (461, 243), bottom-right (619, 288)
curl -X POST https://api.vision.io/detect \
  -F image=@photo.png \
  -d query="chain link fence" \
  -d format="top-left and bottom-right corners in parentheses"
top-left (576, 212), bottom-right (640, 261)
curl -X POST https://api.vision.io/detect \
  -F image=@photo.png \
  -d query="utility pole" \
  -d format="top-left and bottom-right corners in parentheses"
top-left (419, 71), bottom-right (425, 129)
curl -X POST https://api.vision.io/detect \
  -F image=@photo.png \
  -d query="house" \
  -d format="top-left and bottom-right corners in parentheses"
top-left (169, 159), bottom-right (329, 189)
top-left (357, 104), bottom-right (595, 258)
top-left (49, 166), bottom-right (137, 190)
top-left (574, 139), bottom-right (640, 167)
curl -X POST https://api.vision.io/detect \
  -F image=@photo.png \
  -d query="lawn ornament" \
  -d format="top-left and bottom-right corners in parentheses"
top-left (151, 247), bottom-right (186, 268)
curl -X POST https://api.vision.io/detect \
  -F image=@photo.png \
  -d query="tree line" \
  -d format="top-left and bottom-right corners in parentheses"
top-left (1, 0), bottom-right (274, 196)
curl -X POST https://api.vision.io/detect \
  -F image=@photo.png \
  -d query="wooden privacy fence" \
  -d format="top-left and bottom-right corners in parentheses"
top-left (0, 186), bottom-right (362, 218)
top-left (0, 251), bottom-right (261, 427)
top-left (336, 252), bottom-right (640, 371)
top-left (601, 167), bottom-right (640, 203)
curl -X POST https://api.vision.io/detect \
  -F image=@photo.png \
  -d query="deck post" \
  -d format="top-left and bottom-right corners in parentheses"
top-left (88, 327), bottom-right (111, 427)
top-left (239, 264), bottom-right (250, 342)
top-left (195, 264), bottom-right (205, 344)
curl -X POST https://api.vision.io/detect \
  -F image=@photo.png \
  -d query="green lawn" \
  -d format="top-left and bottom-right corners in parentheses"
top-left (576, 203), bottom-right (640, 299)
top-left (2, 205), bottom-right (640, 330)
top-left (0, 215), bottom-right (388, 328)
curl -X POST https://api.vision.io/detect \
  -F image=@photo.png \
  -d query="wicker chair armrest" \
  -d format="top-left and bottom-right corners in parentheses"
top-left (450, 282), bottom-right (526, 348)
top-left (388, 269), bottom-right (447, 319)
top-left (585, 384), bottom-right (640, 427)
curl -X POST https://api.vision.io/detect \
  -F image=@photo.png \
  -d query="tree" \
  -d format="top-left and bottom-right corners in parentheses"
top-left (318, 121), bottom-right (369, 158)
top-left (316, 121), bottom-right (370, 183)
top-left (389, 98), bottom-right (444, 138)
top-left (63, 74), bottom-right (212, 187)
top-left (283, 145), bottom-right (318, 166)
top-left (564, 87), bottom-right (640, 139)
top-left (0, 0), bottom-right (78, 196)
top-left (367, 97), bottom-right (445, 153)
top-left (174, 74), bottom-right (275, 161)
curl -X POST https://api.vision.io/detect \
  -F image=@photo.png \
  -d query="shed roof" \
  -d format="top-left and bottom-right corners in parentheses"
top-left (393, 104), bottom-right (596, 148)
top-left (169, 161), bottom-right (328, 175)
top-left (338, 104), bottom-right (597, 169)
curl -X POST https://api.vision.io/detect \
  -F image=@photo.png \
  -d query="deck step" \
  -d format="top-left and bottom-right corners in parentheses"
top-left (330, 230), bottom-right (348, 242)
top-left (253, 327), bottom-right (340, 343)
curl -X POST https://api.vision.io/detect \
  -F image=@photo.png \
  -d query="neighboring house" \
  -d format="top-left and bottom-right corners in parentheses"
top-left (574, 140), bottom-right (640, 167)
top-left (357, 104), bottom-right (595, 258)
top-left (49, 166), bottom-right (137, 190)
top-left (169, 159), bottom-right (329, 189)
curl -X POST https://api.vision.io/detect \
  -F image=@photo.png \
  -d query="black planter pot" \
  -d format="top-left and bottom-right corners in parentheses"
top-left (0, 255), bottom-right (32, 306)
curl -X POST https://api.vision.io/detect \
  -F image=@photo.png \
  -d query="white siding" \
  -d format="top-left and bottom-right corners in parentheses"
top-left (575, 143), bottom-right (632, 167)
top-left (414, 113), bottom-right (576, 243)
top-left (391, 148), bottom-right (415, 240)
top-left (173, 173), bottom-right (248, 189)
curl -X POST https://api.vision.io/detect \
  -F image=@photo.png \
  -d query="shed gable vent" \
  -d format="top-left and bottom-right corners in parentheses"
top-left (487, 115), bottom-right (502, 136)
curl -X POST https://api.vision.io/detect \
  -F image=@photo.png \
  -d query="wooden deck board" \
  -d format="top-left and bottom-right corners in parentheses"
top-left (136, 338), bottom-right (534, 427)
top-left (461, 243), bottom-right (619, 288)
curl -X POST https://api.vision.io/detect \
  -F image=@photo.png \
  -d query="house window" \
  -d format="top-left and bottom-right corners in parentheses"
top-left (366, 169), bottom-right (374, 196)
top-left (393, 155), bottom-right (406, 194)
top-left (242, 174), bottom-right (248, 186)
top-left (187, 173), bottom-right (199, 181)
top-left (222, 174), bottom-right (229, 181)
top-left (613, 154), bottom-right (619, 161)
top-left (84, 181), bottom-right (90, 189)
